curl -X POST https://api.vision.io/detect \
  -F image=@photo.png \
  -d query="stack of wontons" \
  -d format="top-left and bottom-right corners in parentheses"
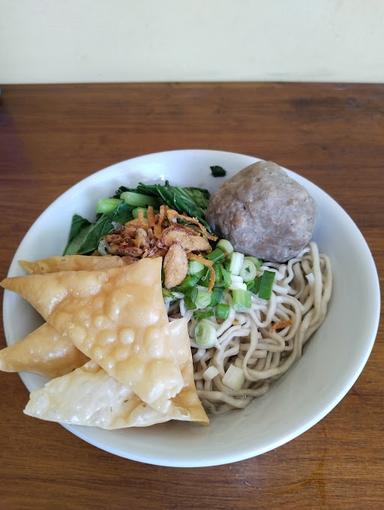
top-left (0, 255), bottom-right (209, 428)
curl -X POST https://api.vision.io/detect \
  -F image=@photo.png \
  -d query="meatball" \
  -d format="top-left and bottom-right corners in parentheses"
top-left (207, 161), bottom-right (316, 262)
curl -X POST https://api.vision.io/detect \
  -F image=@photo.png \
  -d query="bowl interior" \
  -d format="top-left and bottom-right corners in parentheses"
top-left (3, 149), bottom-right (380, 467)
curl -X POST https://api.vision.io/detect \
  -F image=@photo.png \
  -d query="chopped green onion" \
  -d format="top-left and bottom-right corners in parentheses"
top-left (230, 274), bottom-right (246, 290)
top-left (195, 319), bottom-right (217, 347)
top-left (222, 364), bottom-right (245, 390)
top-left (203, 366), bottom-right (219, 380)
top-left (175, 274), bottom-right (201, 291)
top-left (184, 288), bottom-right (197, 310)
top-left (215, 303), bottom-right (230, 320)
top-left (210, 287), bottom-right (223, 307)
top-left (244, 256), bottom-right (262, 270)
top-left (240, 259), bottom-right (257, 282)
top-left (206, 247), bottom-right (225, 263)
top-left (185, 286), bottom-right (212, 309)
top-left (195, 286), bottom-right (212, 309)
top-left (194, 309), bottom-right (214, 320)
top-left (258, 270), bottom-right (275, 300)
top-left (221, 265), bottom-right (232, 288)
top-left (188, 260), bottom-right (205, 275)
top-left (247, 276), bottom-right (262, 294)
top-left (120, 191), bottom-right (158, 207)
top-left (213, 263), bottom-right (223, 286)
top-left (216, 239), bottom-right (234, 256)
top-left (96, 198), bottom-right (122, 214)
top-left (132, 207), bottom-right (147, 219)
top-left (232, 288), bottom-right (252, 311)
top-left (199, 267), bottom-right (211, 288)
top-left (229, 251), bottom-right (244, 275)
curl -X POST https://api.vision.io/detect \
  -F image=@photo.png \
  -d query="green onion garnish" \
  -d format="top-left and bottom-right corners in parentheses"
top-left (195, 319), bottom-right (217, 347)
top-left (213, 263), bottom-right (223, 286)
top-left (247, 276), bottom-right (261, 294)
top-left (188, 260), bottom-right (205, 276)
top-left (175, 274), bottom-right (201, 292)
top-left (244, 256), bottom-right (262, 270)
top-left (216, 239), bottom-right (234, 256)
top-left (230, 274), bottom-right (246, 290)
top-left (239, 259), bottom-right (257, 282)
top-left (96, 198), bottom-right (122, 214)
top-left (199, 267), bottom-right (211, 288)
top-left (221, 265), bottom-right (232, 288)
top-left (184, 288), bottom-right (197, 310)
top-left (210, 287), bottom-right (223, 307)
top-left (195, 287), bottom-right (212, 309)
top-left (258, 270), bottom-right (275, 300)
top-left (215, 303), bottom-right (230, 320)
top-left (206, 247), bottom-right (225, 263)
top-left (132, 207), bottom-right (148, 219)
top-left (185, 286), bottom-right (212, 309)
top-left (232, 288), bottom-right (252, 311)
top-left (194, 309), bottom-right (214, 320)
top-left (229, 251), bottom-right (244, 276)
top-left (120, 191), bottom-right (158, 207)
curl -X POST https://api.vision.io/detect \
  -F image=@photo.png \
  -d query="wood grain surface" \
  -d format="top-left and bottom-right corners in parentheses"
top-left (0, 83), bottom-right (383, 510)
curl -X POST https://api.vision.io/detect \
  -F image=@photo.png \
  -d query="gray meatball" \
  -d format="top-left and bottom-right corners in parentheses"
top-left (207, 161), bottom-right (316, 262)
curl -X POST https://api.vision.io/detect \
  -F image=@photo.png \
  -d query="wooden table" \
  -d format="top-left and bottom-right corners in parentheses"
top-left (0, 83), bottom-right (383, 510)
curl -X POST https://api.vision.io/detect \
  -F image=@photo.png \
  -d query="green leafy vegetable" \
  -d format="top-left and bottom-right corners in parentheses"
top-left (113, 181), bottom-right (211, 230)
top-left (120, 191), bottom-right (159, 207)
top-left (210, 165), bottom-right (227, 177)
top-left (96, 198), bottom-right (122, 214)
top-left (63, 203), bottom-right (133, 255)
top-left (63, 214), bottom-right (92, 255)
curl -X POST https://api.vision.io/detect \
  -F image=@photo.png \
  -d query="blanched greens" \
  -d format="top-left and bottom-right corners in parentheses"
top-left (63, 203), bottom-right (133, 255)
top-left (210, 165), bottom-right (227, 177)
top-left (63, 180), bottom-right (211, 255)
top-left (114, 181), bottom-right (210, 230)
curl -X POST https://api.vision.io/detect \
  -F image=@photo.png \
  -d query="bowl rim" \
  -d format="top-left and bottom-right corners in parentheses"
top-left (2, 149), bottom-right (381, 467)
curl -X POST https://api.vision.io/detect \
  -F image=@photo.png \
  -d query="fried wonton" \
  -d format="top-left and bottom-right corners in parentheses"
top-left (0, 323), bottom-right (88, 377)
top-left (0, 255), bottom-right (129, 377)
top-left (1, 258), bottom-right (184, 413)
top-left (19, 255), bottom-right (128, 274)
top-left (24, 319), bottom-right (208, 428)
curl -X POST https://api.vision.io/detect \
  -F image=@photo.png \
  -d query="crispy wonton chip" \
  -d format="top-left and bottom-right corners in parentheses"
top-left (1, 258), bottom-right (184, 413)
top-left (0, 323), bottom-right (88, 378)
top-left (19, 255), bottom-right (127, 274)
top-left (24, 319), bottom-right (209, 428)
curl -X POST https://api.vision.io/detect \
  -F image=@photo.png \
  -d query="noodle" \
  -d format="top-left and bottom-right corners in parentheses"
top-left (170, 241), bottom-right (332, 414)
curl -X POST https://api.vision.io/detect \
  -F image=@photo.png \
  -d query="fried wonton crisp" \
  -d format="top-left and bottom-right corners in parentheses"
top-left (1, 258), bottom-right (184, 413)
top-left (24, 319), bottom-right (208, 428)
top-left (0, 323), bottom-right (88, 378)
top-left (19, 255), bottom-right (128, 274)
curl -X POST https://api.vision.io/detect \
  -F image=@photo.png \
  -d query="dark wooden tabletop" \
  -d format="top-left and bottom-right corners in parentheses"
top-left (0, 83), bottom-right (383, 510)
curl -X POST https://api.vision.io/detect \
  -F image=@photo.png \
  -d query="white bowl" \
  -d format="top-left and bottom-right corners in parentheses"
top-left (2, 150), bottom-right (380, 467)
